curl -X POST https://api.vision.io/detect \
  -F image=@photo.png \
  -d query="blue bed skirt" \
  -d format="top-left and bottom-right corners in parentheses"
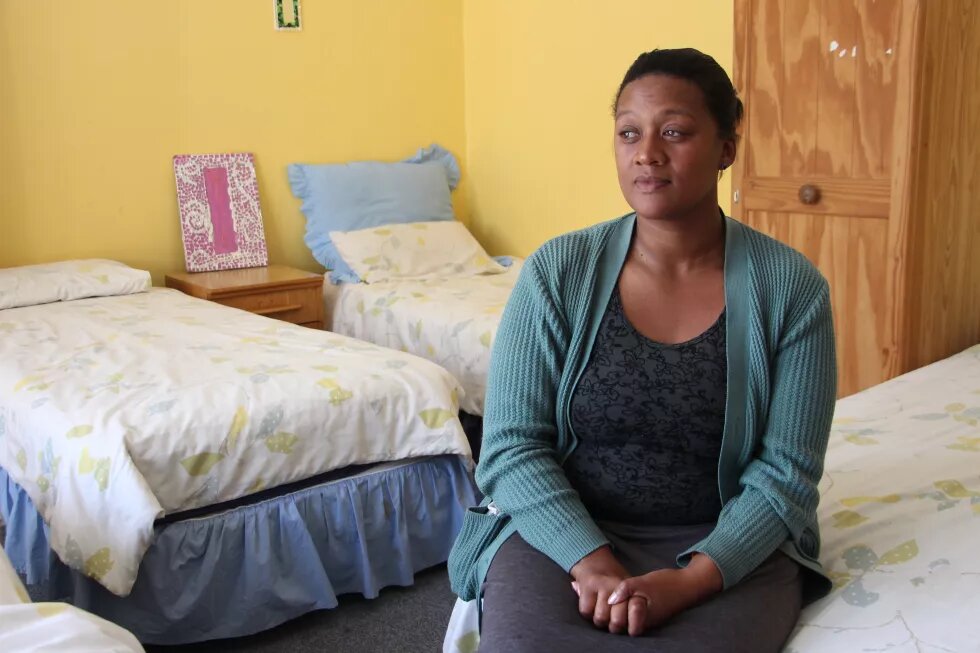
top-left (0, 455), bottom-right (479, 645)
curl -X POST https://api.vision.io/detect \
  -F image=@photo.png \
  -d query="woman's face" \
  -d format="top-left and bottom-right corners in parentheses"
top-left (614, 74), bottom-right (735, 223)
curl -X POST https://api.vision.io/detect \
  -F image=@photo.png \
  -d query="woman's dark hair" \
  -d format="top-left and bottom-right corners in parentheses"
top-left (614, 48), bottom-right (743, 141)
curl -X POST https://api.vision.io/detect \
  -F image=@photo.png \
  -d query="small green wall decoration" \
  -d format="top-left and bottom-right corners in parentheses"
top-left (274, 0), bottom-right (301, 31)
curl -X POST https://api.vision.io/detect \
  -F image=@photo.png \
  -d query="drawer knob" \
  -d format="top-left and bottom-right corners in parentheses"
top-left (798, 183), bottom-right (821, 205)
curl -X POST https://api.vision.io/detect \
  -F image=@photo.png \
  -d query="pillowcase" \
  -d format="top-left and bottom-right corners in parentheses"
top-left (0, 259), bottom-right (151, 310)
top-left (329, 221), bottom-right (506, 284)
top-left (288, 144), bottom-right (461, 284)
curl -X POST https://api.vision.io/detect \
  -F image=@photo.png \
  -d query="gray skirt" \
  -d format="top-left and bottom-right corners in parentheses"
top-left (479, 521), bottom-right (802, 653)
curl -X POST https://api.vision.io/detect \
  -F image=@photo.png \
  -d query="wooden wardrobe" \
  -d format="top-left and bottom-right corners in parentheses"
top-left (731, 0), bottom-right (980, 397)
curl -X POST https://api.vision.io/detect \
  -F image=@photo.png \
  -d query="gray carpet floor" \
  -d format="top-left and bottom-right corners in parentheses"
top-left (144, 564), bottom-right (456, 653)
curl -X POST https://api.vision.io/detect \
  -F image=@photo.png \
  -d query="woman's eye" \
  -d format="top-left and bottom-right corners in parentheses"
top-left (664, 128), bottom-right (687, 139)
top-left (619, 129), bottom-right (639, 140)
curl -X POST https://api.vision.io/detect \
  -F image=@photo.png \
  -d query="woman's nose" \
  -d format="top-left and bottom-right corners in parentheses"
top-left (635, 135), bottom-right (666, 165)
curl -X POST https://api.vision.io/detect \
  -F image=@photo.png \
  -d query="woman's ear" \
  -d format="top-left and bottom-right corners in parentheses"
top-left (719, 139), bottom-right (737, 171)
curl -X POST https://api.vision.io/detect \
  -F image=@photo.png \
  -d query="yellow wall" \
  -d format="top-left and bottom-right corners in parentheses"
top-left (0, 1), bottom-right (466, 282)
top-left (0, 1), bottom-right (735, 276)
top-left (462, 1), bottom-right (735, 256)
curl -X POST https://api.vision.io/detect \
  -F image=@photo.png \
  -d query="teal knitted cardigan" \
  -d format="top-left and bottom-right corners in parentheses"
top-left (448, 213), bottom-right (837, 603)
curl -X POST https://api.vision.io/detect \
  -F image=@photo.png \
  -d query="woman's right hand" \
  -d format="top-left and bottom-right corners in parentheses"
top-left (569, 546), bottom-right (631, 633)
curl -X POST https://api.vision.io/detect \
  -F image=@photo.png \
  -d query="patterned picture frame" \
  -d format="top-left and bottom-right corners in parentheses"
top-left (172, 153), bottom-right (269, 273)
top-left (274, 0), bottom-right (301, 31)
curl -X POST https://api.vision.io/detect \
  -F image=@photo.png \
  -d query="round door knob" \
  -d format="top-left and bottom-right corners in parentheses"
top-left (798, 184), bottom-right (821, 205)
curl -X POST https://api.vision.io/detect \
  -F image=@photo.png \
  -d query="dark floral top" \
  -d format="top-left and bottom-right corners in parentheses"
top-left (564, 288), bottom-right (727, 525)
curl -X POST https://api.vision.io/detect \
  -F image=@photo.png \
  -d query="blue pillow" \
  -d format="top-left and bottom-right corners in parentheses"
top-left (288, 144), bottom-right (460, 283)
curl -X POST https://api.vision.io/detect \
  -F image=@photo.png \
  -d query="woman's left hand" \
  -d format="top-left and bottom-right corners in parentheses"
top-left (607, 554), bottom-right (724, 636)
top-left (604, 568), bottom-right (697, 635)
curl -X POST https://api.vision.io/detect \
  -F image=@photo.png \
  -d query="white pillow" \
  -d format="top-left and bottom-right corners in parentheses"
top-left (0, 259), bottom-right (151, 309)
top-left (329, 221), bottom-right (506, 283)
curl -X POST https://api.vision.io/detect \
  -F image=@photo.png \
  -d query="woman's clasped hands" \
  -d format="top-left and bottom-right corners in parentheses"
top-left (570, 547), bottom-right (723, 637)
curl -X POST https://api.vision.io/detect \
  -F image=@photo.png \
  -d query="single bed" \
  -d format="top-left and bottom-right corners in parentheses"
top-left (287, 147), bottom-right (521, 421)
top-left (0, 260), bottom-right (479, 644)
top-left (443, 344), bottom-right (980, 652)
top-left (324, 260), bottom-right (522, 418)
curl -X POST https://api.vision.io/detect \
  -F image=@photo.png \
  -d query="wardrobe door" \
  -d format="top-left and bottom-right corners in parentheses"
top-left (731, 0), bottom-right (916, 397)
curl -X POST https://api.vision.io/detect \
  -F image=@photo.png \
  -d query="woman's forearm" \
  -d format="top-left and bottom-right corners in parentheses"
top-left (679, 552), bottom-right (724, 602)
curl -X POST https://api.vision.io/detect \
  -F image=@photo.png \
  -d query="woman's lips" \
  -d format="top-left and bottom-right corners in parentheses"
top-left (634, 176), bottom-right (670, 192)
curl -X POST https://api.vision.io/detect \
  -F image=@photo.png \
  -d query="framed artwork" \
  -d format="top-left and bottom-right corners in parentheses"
top-left (173, 153), bottom-right (269, 273)
top-left (274, 0), bottom-right (301, 31)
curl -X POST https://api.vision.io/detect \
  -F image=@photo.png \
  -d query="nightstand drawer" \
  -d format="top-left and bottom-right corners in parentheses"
top-left (216, 286), bottom-right (321, 325)
top-left (165, 265), bottom-right (325, 328)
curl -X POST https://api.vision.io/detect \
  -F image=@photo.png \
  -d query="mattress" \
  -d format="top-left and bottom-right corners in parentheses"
top-left (0, 288), bottom-right (471, 596)
top-left (328, 261), bottom-right (523, 416)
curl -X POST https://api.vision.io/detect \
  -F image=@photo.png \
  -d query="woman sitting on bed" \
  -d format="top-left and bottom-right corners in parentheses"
top-left (447, 47), bottom-right (837, 652)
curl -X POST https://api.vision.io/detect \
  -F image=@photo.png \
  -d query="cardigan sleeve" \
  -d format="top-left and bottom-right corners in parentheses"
top-left (475, 254), bottom-right (609, 572)
top-left (681, 280), bottom-right (837, 588)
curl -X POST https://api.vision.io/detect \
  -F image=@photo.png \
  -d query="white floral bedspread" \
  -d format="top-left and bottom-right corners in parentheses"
top-left (331, 262), bottom-right (522, 416)
top-left (787, 344), bottom-right (980, 652)
top-left (443, 345), bottom-right (980, 653)
top-left (0, 547), bottom-right (144, 652)
top-left (0, 289), bottom-right (470, 597)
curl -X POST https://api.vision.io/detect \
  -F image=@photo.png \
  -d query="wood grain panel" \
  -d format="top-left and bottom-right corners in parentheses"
top-left (744, 0), bottom-right (784, 177)
top-left (743, 210), bottom-right (889, 396)
top-left (880, 0), bottom-right (922, 381)
top-left (852, 0), bottom-right (902, 179)
top-left (903, 0), bottom-right (980, 370)
top-left (815, 0), bottom-right (858, 178)
top-left (741, 177), bottom-right (890, 218)
top-left (779, 2), bottom-right (820, 176)
top-left (731, 0), bottom-right (753, 216)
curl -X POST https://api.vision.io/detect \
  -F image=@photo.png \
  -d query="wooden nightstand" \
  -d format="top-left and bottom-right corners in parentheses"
top-left (165, 265), bottom-right (325, 329)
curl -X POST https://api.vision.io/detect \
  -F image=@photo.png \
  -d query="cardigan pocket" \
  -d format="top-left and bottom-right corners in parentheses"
top-left (447, 504), bottom-right (511, 601)
top-left (797, 526), bottom-right (820, 560)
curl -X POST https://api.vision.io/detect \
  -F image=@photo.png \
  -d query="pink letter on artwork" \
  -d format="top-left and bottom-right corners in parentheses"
top-left (203, 166), bottom-right (239, 254)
